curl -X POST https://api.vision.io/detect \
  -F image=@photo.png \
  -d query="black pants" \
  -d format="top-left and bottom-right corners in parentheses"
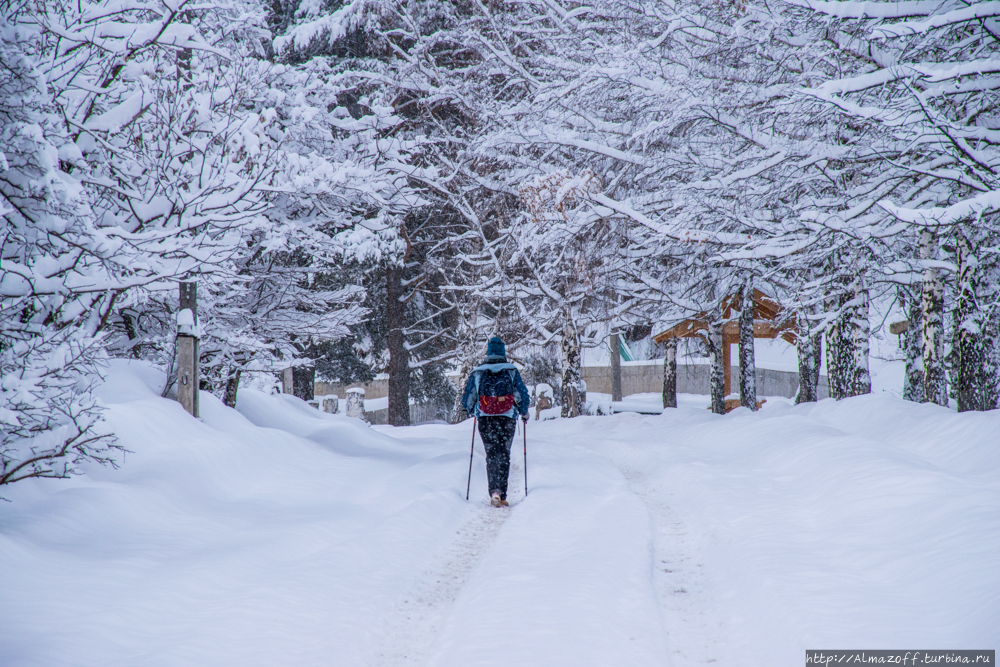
top-left (478, 416), bottom-right (517, 500)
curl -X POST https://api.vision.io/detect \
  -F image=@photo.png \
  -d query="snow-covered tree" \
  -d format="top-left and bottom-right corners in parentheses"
top-left (1, 13), bottom-right (123, 489)
top-left (791, 0), bottom-right (1000, 407)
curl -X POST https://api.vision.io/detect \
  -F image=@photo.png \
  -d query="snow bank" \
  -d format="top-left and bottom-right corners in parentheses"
top-left (2, 361), bottom-right (996, 666)
top-left (558, 397), bottom-right (1000, 665)
top-left (0, 361), bottom-right (476, 667)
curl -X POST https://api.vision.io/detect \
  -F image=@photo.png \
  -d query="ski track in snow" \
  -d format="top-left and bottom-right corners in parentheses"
top-left (371, 450), bottom-right (523, 666)
top-left (618, 461), bottom-right (722, 666)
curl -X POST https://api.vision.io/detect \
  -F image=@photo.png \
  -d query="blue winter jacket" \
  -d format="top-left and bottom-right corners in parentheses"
top-left (461, 362), bottom-right (530, 418)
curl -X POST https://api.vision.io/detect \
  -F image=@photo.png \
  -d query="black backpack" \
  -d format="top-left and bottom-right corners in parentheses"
top-left (478, 369), bottom-right (516, 415)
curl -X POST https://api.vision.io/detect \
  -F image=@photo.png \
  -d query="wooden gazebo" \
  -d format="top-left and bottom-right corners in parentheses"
top-left (652, 289), bottom-right (796, 403)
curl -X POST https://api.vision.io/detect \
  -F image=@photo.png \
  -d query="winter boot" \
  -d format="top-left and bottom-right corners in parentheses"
top-left (491, 492), bottom-right (502, 508)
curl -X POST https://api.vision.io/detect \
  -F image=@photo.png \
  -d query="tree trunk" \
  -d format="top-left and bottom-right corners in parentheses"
top-left (738, 277), bottom-right (757, 410)
top-left (954, 226), bottom-right (997, 411)
top-left (223, 368), bottom-right (242, 408)
top-left (900, 286), bottom-right (925, 403)
top-left (386, 265), bottom-right (411, 426)
top-left (795, 313), bottom-right (820, 404)
top-left (920, 228), bottom-right (948, 406)
top-left (610, 332), bottom-right (622, 402)
top-left (121, 312), bottom-right (142, 359)
top-left (848, 280), bottom-right (871, 397)
top-left (825, 293), bottom-right (851, 400)
top-left (561, 320), bottom-right (585, 418)
top-left (283, 366), bottom-right (314, 401)
top-left (708, 318), bottom-right (725, 415)
top-left (662, 337), bottom-right (677, 409)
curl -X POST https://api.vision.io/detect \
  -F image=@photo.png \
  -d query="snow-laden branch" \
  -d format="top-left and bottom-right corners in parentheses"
top-left (879, 190), bottom-right (1000, 228)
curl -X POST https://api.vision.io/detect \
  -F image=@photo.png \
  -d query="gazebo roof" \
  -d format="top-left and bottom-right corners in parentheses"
top-left (652, 288), bottom-right (797, 345)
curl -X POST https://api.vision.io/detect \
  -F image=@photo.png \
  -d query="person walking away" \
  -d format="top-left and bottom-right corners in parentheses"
top-left (461, 337), bottom-right (529, 507)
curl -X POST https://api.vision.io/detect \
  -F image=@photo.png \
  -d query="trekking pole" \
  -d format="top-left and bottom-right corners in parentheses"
top-left (465, 416), bottom-right (477, 501)
top-left (523, 418), bottom-right (528, 497)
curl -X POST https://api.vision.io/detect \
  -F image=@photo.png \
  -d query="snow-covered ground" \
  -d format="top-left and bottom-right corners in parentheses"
top-left (2, 362), bottom-right (998, 666)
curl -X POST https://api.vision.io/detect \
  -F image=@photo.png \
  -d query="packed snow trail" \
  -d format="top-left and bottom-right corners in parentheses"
top-left (393, 423), bottom-right (670, 666)
top-left (1, 362), bottom-right (998, 667)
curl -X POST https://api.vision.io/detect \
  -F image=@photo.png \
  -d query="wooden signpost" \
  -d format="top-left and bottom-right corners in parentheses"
top-left (610, 332), bottom-right (623, 402)
top-left (176, 282), bottom-right (200, 418)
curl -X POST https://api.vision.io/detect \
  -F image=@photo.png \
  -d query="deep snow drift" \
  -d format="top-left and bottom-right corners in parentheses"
top-left (1, 362), bottom-right (997, 666)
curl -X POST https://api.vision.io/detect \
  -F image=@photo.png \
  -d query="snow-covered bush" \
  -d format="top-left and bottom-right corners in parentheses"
top-left (1, 15), bottom-right (122, 489)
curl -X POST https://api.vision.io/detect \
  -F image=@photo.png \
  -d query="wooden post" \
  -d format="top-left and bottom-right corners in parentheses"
top-left (176, 282), bottom-right (199, 418)
top-left (610, 333), bottom-right (623, 402)
top-left (722, 334), bottom-right (733, 397)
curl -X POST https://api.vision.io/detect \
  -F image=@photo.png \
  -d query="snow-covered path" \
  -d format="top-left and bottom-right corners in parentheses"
top-left (382, 421), bottom-right (670, 667)
top-left (2, 363), bottom-right (998, 666)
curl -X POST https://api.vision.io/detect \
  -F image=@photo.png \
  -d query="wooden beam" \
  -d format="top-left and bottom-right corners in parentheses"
top-left (752, 288), bottom-right (782, 321)
top-left (722, 320), bottom-right (795, 340)
top-left (723, 336), bottom-right (732, 396)
top-left (652, 289), bottom-right (798, 345)
top-left (652, 316), bottom-right (709, 343)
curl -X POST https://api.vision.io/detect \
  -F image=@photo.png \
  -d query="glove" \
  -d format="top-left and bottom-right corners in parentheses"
top-left (521, 414), bottom-right (529, 423)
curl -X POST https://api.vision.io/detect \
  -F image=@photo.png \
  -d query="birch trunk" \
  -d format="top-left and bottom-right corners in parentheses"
top-left (738, 277), bottom-right (757, 410)
top-left (848, 281), bottom-right (872, 397)
top-left (795, 314), bottom-right (820, 404)
top-left (223, 368), bottom-right (242, 408)
top-left (662, 337), bottom-right (677, 409)
top-left (825, 293), bottom-right (851, 400)
top-left (708, 318), bottom-right (725, 415)
top-left (954, 227), bottom-right (997, 411)
top-left (900, 286), bottom-right (925, 403)
top-left (561, 320), bottom-right (585, 418)
top-left (920, 229), bottom-right (948, 406)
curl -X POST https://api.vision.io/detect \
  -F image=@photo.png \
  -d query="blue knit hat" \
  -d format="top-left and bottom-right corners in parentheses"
top-left (485, 336), bottom-right (506, 361)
